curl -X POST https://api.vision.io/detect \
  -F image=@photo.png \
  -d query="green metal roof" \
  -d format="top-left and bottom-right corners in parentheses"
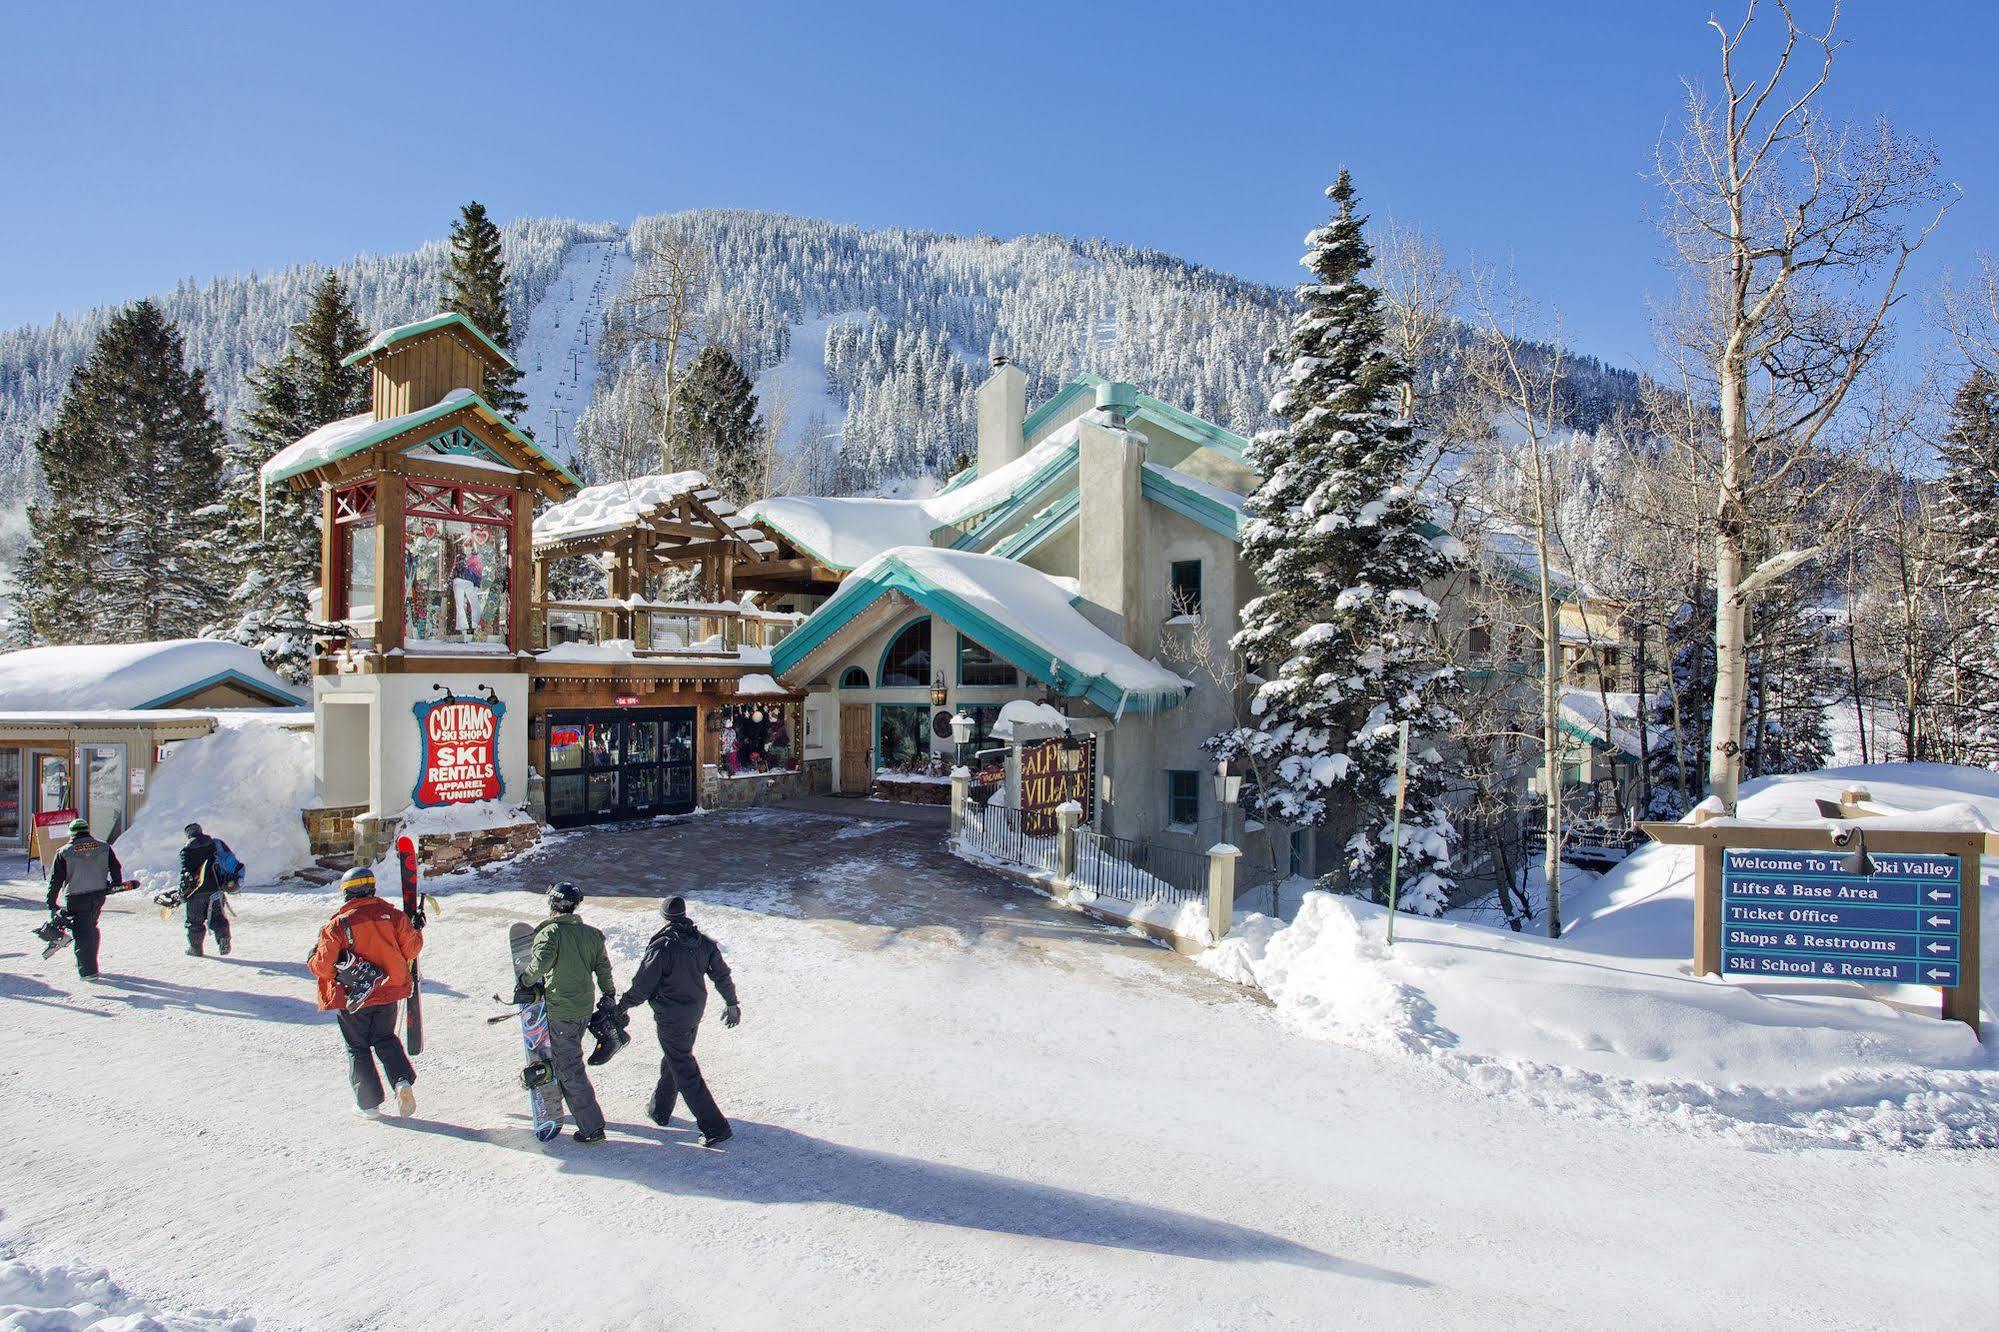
top-left (262, 390), bottom-right (579, 490)
top-left (989, 488), bottom-right (1079, 561)
top-left (1020, 372), bottom-right (1253, 463)
top-left (770, 552), bottom-right (1186, 715)
top-left (942, 441), bottom-right (1079, 549)
top-left (1139, 465), bottom-right (1246, 542)
top-left (340, 312), bottom-right (518, 371)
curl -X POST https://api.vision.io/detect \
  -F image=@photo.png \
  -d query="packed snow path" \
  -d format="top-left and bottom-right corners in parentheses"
top-left (1, 808), bottom-right (1993, 1329)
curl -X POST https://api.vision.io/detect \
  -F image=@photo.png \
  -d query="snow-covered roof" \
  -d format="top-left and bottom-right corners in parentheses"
top-left (261, 389), bottom-right (580, 490)
top-left (0, 640), bottom-right (305, 712)
top-left (340, 311), bottom-right (516, 371)
top-left (532, 472), bottom-right (775, 553)
top-left (1558, 689), bottom-right (1664, 758)
top-left (771, 547), bottom-right (1188, 713)
top-left (988, 699), bottom-right (1071, 739)
top-left (739, 496), bottom-right (943, 571)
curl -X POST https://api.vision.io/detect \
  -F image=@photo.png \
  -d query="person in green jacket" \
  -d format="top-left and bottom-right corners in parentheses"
top-left (524, 883), bottom-right (615, 1144)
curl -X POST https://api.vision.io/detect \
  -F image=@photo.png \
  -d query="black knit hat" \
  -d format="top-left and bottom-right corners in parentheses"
top-left (661, 896), bottom-right (687, 919)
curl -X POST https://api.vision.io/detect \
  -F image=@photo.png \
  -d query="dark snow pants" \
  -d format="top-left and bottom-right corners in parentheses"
top-left (646, 1004), bottom-right (729, 1138)
top-left (548, 1019), bottom-right (605, 1137)
top-left (68, 892), bottom-right (104, 978)
top-left (184, 889), bottom-right (229, 953)
top-left (336, 1002), bottom-right (415, 1112)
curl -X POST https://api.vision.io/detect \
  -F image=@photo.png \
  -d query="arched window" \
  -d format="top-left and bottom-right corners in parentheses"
top-left (840, 666), bottom-right (870, 689)
top-left (879, 618), bottom-right (932, 688)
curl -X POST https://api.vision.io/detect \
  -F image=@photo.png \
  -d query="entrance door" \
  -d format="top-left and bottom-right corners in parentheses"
top-left (545, 707), bottom-right (698, 829)
top-left (839, 704), bottom-right (871, 794)
top-left (82, 743), bottom-right (126, 842)
top-left (0, 748), bottom-right (20, 846)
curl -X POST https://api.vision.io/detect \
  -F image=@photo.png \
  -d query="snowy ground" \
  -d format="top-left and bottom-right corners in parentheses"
top-left (2, 808), bottom-right (1995, 1329)
top-left (514, 238), bottom-right (632, 459)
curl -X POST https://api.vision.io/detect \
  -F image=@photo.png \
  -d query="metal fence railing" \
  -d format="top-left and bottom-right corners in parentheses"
top-left (1074, 829), bottom-right (1207, 905)
top-left (959, 800), bottom-right (1061, 877)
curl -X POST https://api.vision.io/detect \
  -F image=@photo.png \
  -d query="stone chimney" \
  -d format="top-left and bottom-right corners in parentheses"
top-left (1076, 382), bottom-right (1145, 647)
top-left (976, 357), bottom-right (1029, 477)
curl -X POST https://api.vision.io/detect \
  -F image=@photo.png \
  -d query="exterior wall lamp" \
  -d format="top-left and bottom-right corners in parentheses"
top-left (931, 674), bottom-right (949, 708)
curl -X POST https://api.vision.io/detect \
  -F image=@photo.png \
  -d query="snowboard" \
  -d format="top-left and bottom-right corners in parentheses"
top-left (508, 921), bottom-right (563, 1142)
top-left (397, 835), bottom-right (424, 1056)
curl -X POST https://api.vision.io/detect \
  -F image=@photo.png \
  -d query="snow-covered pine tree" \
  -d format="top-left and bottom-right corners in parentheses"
top-left (214, 274), bottom-right (370, 680)
top-left (677, 346), bottom-right (763, 504)
top-left (444, 200), bottom-right (528, 418)
top-left (26, 301), bottom-right (227, 644)
top-left (1933, 368), bottom-right (1999, 767)
top-left (1215, 172), bottom-right (1462, 913)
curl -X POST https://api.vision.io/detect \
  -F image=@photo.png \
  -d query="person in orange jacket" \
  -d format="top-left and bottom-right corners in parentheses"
top-left (308, 866), bottom-right (424, 1118)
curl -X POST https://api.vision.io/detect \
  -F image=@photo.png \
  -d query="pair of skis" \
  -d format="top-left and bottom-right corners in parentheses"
top-left (396, 835), bottom-right (429, 1056)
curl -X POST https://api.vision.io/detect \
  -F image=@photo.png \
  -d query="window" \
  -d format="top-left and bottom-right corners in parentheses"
top-left (880, 618), bottom-right (931, 688)
top-left (1169, 560), bottom-right (1203, 616)
top-left (1168, 770), bottom-right (1200, 828)
top-left (342, 525), bottom-right (378, 622)
top-left (876, 703), bottom-right (930, 770)
top-left (720, 702), bottom-right (798, 774)
top-left (840, 666), bottom-right (870, 689)
top-left (1290, 828), bottom-right (1310, 878)
top-left (1467, 620), bottom-right (1491, 656)
top-left (84, 743), bottom-right (126, 843)
top-left (402, 483), bottom-right (513, 648)
top-left (957, 634), bottom-right (1017, 687)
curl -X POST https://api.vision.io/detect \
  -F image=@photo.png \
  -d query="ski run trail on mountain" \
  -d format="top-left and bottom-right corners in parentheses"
top-left (1, 812), bottom-right (1994, 1331)
top-left (514, 238), bottom-right (632, 458)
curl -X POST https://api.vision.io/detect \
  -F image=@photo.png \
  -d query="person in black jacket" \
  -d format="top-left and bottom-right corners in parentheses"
top-left (178, 823), bottom-right (232, 957)
top-left (47, 817), bottom-right (124, 980)
top-left (618, 896), bottom-right (741, 1147)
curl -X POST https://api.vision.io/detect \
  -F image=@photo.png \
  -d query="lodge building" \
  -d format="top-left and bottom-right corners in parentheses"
top-left (262, 313), bottom-right (806, 861)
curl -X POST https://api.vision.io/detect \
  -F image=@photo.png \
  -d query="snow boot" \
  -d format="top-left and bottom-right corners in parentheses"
top-left (393, 1082), bottom-right (416, 1118)
top-left (353, 1104), bottom-right (380, 1119)
top-left (698, 1129), bottom-right (732, 1150)
top-left (573, 1128), bottom-right (606, 1145)
top-left (218, 938), bottom-right (231, 956)
top-left (184, 946), bottom-right (203, 957)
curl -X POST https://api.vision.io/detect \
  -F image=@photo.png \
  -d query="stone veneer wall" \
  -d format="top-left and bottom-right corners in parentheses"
top-left (806, 757), bottom-right (832, 795)
top-left (699, 764), bottom-right (808, 810)
top-left (413, 821), bottom-right (543, 875)
top-left (303, 804), bottom-right (369, 856)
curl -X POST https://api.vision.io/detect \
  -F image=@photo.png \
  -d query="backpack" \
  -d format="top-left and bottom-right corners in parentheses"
top-left (214, 841), bottom-right (245, 890)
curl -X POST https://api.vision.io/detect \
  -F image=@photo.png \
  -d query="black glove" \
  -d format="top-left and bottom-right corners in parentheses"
top-left (722, 1004), bottom-right (742, 1029)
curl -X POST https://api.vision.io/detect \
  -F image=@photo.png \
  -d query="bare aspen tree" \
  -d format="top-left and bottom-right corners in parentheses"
top-left (1465, 269), bottom-right (1571, 938)
top-left (606, 222), bottom-right (709, 473)
top-left (1376, 218), bottom-right (1469, 452)
top-left (1655, 0), bottom-right (1952, 809)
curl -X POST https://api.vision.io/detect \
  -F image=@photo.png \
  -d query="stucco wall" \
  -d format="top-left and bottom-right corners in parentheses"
top-left (314, 670), bottom-right (530, 819)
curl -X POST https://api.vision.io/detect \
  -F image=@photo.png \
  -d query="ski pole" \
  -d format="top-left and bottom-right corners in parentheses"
top-left (1385, 719), bottom-right (1410, 946)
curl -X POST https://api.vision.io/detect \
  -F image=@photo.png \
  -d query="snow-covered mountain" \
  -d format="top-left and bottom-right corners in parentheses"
top-left (0, 209), bottom-right (1648, 584)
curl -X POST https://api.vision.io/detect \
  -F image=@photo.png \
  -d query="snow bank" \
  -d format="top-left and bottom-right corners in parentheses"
top-left (394, 800), bottom-right (537, 837)
top-left (988, 699), bottom-right (1068, 739)
top-left (0, 1246), bottom-right (248, 1330)
top-left (1204, 763), bottom-right (1999, 1147)
top-left (112, 717), bottom-right (316, 890)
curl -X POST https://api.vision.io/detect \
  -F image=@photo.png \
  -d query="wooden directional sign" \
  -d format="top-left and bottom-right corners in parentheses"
top-left (1720, 850), bottom-right (1962, 988)
top-left (1642, 810), bottom-right (1987, 1038)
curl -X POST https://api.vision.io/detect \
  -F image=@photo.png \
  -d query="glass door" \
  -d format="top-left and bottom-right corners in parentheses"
top-left (0, 748), bottom-right (20, 844)
top-left (83, 743), bottom-right (126, 842)
top-left (661, 710), bottom-right (696, 814)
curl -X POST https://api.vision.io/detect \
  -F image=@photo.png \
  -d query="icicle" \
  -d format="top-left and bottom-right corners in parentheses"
top-left (1113, 688), bottom-right (1129, 724)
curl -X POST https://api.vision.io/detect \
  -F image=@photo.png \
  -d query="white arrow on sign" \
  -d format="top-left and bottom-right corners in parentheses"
top-left (1926, 942), bottom-right (1952, 954)
top-left (1927, 916), bottom-right (1953, 928)
top-left (1928, 889), bottom-right (1952, 901)
top-left (1926, 969), bottom-right (1953, 981)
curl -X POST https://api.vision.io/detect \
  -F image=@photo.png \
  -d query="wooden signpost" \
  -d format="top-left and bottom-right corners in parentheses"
top-left (1642, 787), bottom-right (1985, 1037)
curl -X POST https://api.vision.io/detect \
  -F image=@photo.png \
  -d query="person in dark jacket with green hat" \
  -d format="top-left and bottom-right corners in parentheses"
top-left (618, 895), bottom-right (741, 1148)
top-left (523, 883), bottom-right (615, 1143)
top-left (47, 817), bottom-right (125, 980)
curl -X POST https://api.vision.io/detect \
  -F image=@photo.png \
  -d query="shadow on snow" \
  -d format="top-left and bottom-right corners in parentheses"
top-left (384, 1115), bottom-right (1420, 1285)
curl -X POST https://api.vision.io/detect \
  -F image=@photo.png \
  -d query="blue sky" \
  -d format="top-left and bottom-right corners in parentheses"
top-left (2, 0), bottom-right (1994, 370)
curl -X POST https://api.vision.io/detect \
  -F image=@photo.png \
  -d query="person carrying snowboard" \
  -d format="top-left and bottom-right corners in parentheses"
top-left (522, 883), bottom-right (615, 1144)
top-left (617, 895), bottom-right (741, 1148)
top-left (178, 822), bottom-right (234, 957)
top-left (46, 817), bottom-right (123, 981)
top-left (308, 866), bottom-right (423, 1118)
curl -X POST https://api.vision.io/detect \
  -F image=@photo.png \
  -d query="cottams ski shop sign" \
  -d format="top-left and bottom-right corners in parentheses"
top-left (1721, 849), bottom-right (1961, 987)
top-left (412, 695), bottom-right (505, 806)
